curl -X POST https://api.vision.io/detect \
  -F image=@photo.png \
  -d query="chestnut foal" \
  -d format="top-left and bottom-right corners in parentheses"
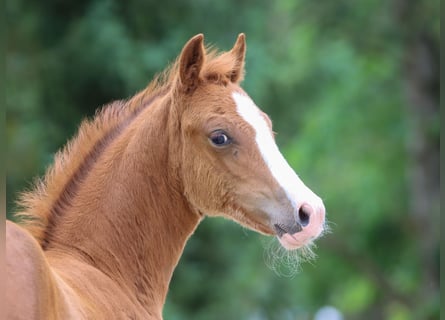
top-left (6, 34), bottom-right (325, 319)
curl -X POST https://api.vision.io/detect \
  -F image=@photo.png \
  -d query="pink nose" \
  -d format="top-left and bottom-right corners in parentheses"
top-left (296, 203), bottom-right (325, 228)
top-left (296, 204), bottom-right (312, 227)
top-left (277, 202), bottom-right (326, 250)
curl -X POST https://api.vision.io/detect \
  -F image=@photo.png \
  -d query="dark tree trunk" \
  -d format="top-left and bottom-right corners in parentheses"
top-left (403, 34), bottom-right (440, 298)
top-left (392, 0), bottom-right (440, 311)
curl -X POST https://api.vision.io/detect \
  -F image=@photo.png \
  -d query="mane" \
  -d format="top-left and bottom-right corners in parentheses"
top-left (14, 44), bottom-right (243, 245)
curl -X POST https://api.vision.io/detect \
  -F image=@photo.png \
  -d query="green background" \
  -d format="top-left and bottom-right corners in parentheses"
top-left (6, 0), bottom-right (439, 319)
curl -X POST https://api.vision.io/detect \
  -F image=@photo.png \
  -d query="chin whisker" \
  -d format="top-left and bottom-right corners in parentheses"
top-left (262, 237), bottom-right (318, 278)
top-left (321, 218), bottom-right (334, 236)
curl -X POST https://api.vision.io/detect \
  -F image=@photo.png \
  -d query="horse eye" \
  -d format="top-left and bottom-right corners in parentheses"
top-left (209, 131), bottom-right (231, 147)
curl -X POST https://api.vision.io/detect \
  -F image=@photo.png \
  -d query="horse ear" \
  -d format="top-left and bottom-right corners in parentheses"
top-left (229, 33), bottom-right (246, 83)
top-left (179, 34), bottom-right (205, 93)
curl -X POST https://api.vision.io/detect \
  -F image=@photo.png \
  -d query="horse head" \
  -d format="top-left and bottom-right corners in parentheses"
top-left (174, 34), bottom-right (326, 250)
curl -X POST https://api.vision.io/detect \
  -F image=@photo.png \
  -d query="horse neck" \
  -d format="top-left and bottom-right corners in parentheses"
top-left (46, 95), bottom-right (201, 313)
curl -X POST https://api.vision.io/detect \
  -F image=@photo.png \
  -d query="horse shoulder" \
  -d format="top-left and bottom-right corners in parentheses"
top-left (6, 220), bottom-right (84, 320)
top-left (47, 255), bottom-right (156, 319)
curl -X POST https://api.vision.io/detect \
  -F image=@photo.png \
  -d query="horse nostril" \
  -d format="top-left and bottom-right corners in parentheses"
top-left (297, 205), bottom-right (311, 227)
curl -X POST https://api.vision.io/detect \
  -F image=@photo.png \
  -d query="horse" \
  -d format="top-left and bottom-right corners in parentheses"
top-left (6, 34), bottom-right (326, 319)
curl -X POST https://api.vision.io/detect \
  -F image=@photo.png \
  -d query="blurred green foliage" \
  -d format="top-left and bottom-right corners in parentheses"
top-left (6, 0), bottom-right (439, 319)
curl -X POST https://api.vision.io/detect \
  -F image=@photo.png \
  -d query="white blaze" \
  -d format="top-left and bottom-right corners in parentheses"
top-left (232, 92), bottom-right (320, 212)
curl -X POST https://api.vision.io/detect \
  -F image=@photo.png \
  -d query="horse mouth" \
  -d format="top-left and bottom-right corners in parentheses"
top-left (273, 222), bottom-right (323, 250)
top-left (273, 223), bottom-right (302, 237)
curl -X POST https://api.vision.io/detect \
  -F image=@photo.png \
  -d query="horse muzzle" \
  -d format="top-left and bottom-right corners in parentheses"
top-left (274, 203), bottom-right (326, 250)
